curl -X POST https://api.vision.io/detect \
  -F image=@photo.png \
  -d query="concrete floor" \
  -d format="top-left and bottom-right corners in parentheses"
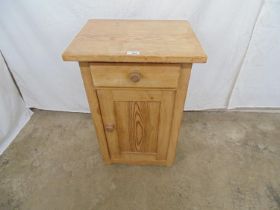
top-left (0, 110), bottom-right (280, 210)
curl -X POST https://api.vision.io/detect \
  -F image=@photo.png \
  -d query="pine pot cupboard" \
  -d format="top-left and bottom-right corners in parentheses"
top-left (62, 20), bottom-right (207, 166)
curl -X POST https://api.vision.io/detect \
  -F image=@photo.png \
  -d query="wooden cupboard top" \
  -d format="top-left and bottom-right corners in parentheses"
top-left (62, 19), bottom-right (207, 63)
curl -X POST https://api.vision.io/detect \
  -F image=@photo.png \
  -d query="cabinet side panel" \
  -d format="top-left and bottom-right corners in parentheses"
top-left (166, 64), bottom-right (192, 166)
top-left (79, 62), bottom-right (111, 163)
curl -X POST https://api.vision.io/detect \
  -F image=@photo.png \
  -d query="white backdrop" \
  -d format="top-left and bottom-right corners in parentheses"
top-left (229, 0), bottom-right (280, 109)
top-left (0, 0), bottom-right (279, 113)
top-left (0, 54), bottom-right (32, 154)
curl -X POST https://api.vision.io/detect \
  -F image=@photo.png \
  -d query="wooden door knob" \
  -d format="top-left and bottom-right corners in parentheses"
top-left (129, 72), bottom-right (141, 82)
top-left (105, 124), bottom-right (115, 132)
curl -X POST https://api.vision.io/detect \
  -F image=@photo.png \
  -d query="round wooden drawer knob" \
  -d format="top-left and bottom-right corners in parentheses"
top-left (105, 124), bottom-right (115, 132)
top-left (129, 72), bottom-right (141, 83)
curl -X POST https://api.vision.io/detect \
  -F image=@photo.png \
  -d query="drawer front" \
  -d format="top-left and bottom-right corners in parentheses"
top-left (90, 63), bottom-right (181, 88)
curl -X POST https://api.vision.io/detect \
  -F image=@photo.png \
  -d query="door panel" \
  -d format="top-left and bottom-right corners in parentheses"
top-left (115, 101), bottom-right (160, 153)
top-left (97, 89), bottom-right (175, 162)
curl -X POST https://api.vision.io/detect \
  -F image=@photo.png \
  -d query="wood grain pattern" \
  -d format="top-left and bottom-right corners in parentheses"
top-left (128, 102), bottom-right (159, 153)
top-left (90, 63), bottom-right (180, 88)
top-left (130, 102), bottom-right (148, 152)
top-left (62, 19), bottom-right (207, 63)
top-left (115, 101), bottom-right (160, 153)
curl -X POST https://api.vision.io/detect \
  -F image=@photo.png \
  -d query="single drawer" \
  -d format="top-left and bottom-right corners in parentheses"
top-left (90, 63), bottom-right (181, 88)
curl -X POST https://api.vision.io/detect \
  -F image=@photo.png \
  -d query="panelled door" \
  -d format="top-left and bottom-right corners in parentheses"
top-left (97, 89), bottom-right (175, 163)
